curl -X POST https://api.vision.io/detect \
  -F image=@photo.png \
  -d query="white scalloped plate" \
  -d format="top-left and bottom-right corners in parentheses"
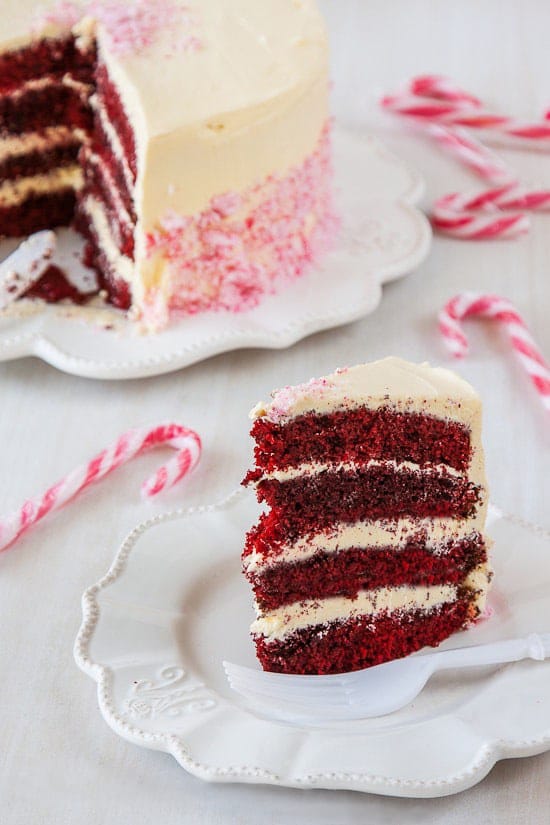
top-left (0, 128), bottom-right (431, 379)
top-left (75, 492), bottom-right (550, 797)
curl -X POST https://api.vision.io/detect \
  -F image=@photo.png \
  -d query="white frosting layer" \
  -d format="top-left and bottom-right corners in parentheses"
top-left (81, 196), bottom-right (134, 284)
top-left (0, 165), bottom-right (83, 206)
top-left (84, 151), bottom-right (134, 231)
top-left (90, 95), bottom-right (134, 194)
top-left (259, 458), bottom-right (463, 484)
top-left (0, 74), bottom-right (92, 101)
top-left (244, 515), bottom-right (485, 575)
top-left (252, 565), bottom-right (491, 642)
top-left (0, 126), bottom-right (85, 163)
top-left (251, 357), bottom-right (480, 423)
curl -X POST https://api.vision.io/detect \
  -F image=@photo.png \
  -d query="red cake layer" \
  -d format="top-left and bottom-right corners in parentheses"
top-left (0, 141), bottom-right (81, 182)
top-left (0, 36), bottom-right (95, 94)
top-left (79, 150), bottom-right (135, 258)
top-left (0, 189), bottom-right (76, 237)
top-left (95, 64), bottom-right (137, 180)
top-left (0, 81), bottom-right (93, 134)
top-left (0, 37), bottom-right (136, 306)
top-left (254, 598), bottom-right (476, 675)
top-left (254, 466), bottom-right (481, 540)
top-left (246, 534), bottom-right (487, 611)
top-left (248, 408), bottom-right (472, 476)
top-left (74, 205), bottom-right (132, 309)
top-left (89, 112), bottom-right (136, 220)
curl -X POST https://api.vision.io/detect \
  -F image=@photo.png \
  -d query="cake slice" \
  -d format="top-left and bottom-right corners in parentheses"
top-left (242, 357), bottom-right (491, 675)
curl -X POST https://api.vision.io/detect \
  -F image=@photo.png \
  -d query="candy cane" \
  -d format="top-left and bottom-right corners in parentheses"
top-left (432, 191), bottom-right (527, 239)
top-left (381, 90), bottom-right (550, 141)
top-left (426, 124), bottom-right (513, 182)
top-left (0, 423), bottom-right (202, 553)
top-left (439, 292), bottom-right (550, 411)
top-left (381, 76), bottom-right (550, 239)
top-left (432, 183), bottom-right (550, 239)
top-left (409, 75), bottom-right (482, 106)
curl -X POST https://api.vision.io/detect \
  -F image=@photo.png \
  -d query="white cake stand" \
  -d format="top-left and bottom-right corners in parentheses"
top-left (74, 492), bottom-right (550, 797)
top-left (0, 128), bottom-right (431, 379)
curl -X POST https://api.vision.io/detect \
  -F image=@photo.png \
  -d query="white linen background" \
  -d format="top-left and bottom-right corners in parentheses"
top-left (2, 0), bottom-right (550, 822)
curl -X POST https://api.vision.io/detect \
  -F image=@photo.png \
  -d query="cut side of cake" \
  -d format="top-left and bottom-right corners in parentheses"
top-left (0, 0), bottom-right (335, 327)
top-left (242, 357), bottom-right (491, 675)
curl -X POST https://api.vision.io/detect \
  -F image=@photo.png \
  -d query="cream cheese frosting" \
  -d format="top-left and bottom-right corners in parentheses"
top-left (250, 357), bottom-right (480, 423)
top-left (244, 515), bottom-right (486, 574)
top-left (0, 166), bottom-right (83, 206)
top-left (0, 126), bottom-right (84, 163)
top-left (258, 458), bottom-right (464, 484)
top-left (252, 565), bottom-right (491, 642)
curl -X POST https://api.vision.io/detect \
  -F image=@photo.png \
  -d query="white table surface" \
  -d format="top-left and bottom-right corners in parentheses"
top-left (2, 1), bottom-right (550, 822)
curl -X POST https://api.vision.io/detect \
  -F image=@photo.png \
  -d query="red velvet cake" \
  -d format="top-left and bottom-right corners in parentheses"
top-left (242, 357), bottom-right (491, 675)
top-left (0, 0), bottom-right (334, 328)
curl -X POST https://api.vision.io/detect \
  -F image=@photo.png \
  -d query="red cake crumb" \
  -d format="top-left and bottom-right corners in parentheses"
top-left (247, 535), bottom-right (487, 611)
top-left (24, 264), bottom-right (92, 304)
top-left (255, 599), bottom-right (476, 675)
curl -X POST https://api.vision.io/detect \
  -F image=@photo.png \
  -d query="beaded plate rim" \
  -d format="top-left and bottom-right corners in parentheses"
top-left (74, 491), bottom-right (550, 797)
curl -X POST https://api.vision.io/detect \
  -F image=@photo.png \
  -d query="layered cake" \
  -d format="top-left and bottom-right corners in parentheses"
top-left (0, 0), bottom-right (334, 327)
top-left (242, 357), bottom-right (491, 675)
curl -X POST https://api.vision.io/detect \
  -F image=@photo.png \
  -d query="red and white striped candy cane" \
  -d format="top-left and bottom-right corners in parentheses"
top-left (381, 90), bottom-right (550, 142)
top-left (0, 423), bottom-right (202, 553)
top-left (432, 191), bottom-right (529, 239)
top-left (381, 76), bottom-right (550, 238)
top-left (426, 124), bottom-right (513, 182)
top-left (432, 184), bottom-right (550, 239)
top-left (439, 292), bottom-right (550, 411)
top-left (409, 75), bottom-right (482, 106)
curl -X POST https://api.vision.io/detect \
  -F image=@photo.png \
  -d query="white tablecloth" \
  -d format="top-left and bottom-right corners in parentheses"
top-left (2, 1), bottom-right (550, 821)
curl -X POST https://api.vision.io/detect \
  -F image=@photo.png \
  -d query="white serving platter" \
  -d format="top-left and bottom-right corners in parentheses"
top-left (0, 128), bottom-right (431, 379)
top-left (75, 492), bottom-right (550, 797)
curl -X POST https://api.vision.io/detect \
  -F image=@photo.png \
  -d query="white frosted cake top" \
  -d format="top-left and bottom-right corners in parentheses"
top-left (1, 0), bottom-right (327, 137)
top-left (250, 357), bottom-right (480, 423)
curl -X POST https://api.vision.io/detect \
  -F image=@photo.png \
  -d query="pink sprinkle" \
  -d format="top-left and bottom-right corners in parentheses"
top-left (35, 0), bottom-right (203, 57)
top-left (144, 123), bottom-right (338, 323)
top-left (211, 192), bottom-right (242, 218)
top-left (267, 376), bottom-right (334, 421)
top-left (34, 1), bottom-right (81, 30)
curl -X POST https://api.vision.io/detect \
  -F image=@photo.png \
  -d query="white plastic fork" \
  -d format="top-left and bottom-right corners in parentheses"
top-left (223, 633), bottom-right (550, 722)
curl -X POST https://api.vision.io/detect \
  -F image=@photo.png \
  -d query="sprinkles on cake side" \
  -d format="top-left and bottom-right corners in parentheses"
top-left (242, 357), bottom-right (492, 675)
